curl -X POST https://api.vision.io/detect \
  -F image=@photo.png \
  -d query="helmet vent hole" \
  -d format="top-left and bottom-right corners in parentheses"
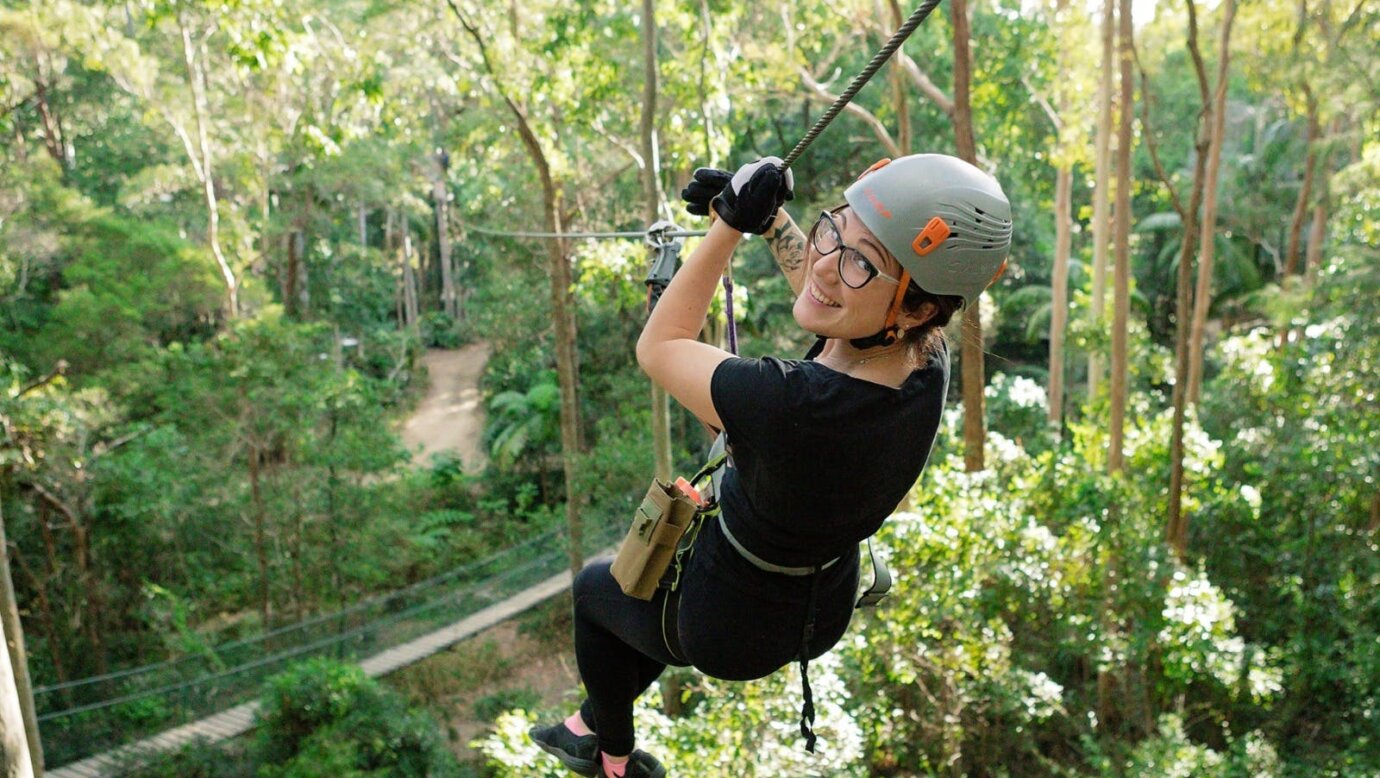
top-left (975, 207), bottom-right (986, 215)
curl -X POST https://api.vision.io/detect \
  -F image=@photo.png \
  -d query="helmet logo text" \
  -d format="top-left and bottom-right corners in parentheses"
top-left (862, 186), bottom-right (893, 219)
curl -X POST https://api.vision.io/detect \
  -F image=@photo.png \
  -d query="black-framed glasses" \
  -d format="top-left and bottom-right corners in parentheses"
top-left (808, 210), bottom-right (902, 290)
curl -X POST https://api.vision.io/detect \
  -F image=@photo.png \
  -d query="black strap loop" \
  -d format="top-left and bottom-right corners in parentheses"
top-left (797, 571), bottom-right (823, 752)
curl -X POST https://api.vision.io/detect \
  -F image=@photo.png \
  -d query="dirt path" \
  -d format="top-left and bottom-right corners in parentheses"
top-left (400, 342), bottom-right (492, 472)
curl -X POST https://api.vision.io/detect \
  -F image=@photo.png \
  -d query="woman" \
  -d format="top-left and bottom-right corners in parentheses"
top-left (531, 154), bottom-right (1012, 778)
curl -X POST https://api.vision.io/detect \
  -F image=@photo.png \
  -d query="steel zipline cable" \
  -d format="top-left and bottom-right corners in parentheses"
top-left (780, 0), bottom-right (945, 170)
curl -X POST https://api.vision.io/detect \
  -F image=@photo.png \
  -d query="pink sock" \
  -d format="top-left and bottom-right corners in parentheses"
top-left (564, 711), bottom-right (593, 737)
top-left (602, 753), bottom-right (629, 778)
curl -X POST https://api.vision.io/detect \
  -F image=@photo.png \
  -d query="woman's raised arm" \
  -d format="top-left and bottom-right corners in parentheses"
top-left (640, 159), bottom-right (793, 430)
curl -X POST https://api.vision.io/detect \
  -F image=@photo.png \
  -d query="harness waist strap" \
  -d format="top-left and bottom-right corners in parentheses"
top-left (717, 514), bottom-right (839, 576)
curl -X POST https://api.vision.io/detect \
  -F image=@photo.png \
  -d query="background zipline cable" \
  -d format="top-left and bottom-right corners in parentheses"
top-left (467, 225), bottom-right (708, 240)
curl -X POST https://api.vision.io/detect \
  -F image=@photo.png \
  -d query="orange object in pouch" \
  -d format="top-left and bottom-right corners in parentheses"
top-left (674, 477), bottom-right (706, 507)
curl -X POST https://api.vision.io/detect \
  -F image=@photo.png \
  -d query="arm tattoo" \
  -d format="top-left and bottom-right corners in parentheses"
top-left (764, 220), bottom-right (807, 274)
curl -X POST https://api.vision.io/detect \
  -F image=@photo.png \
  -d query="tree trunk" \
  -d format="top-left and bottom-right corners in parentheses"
top-left (1185, 0), bottom-right (1236, 406)
top-left (1304, 196), bottom-right (1327, 281)
top-left (178, 14), bottom-right (238, 318)
top-left (641, 0), bottom-right (673, 484)
top-left (32, 76), bottom-right (67, 174)
top-left (9, 549), bottom-right (63, 688)
top-left (1107, 0), bottom-right (1133, 474)
top-left (1088, 0), bottom-right (1116, 398)
top-left (886, 0), bottom-right (913, 155)
top-left (402, 231), bottom-right (420, 332)
top-left (1167, 141), bottom-right (1210, 558)
top-left (435, 178), bottom-right (458, 322)
top-left (0, 610), bottom-right (35, 778)
top-left (951, 0), bottom-right (985, 473)
top-left (1046, 0), bottom-right (1073, 428)
top-left (1167, 0), bottom-right (1214, 557)
top-left (451, 0), bottom-right (586, 576)
top-left (1282, 89), bottom-right (1318, 279)
top-left (283, 230), bottom-right (300, 318)
top-left (1304, 117), bottom-right (1340, 282)
top-left (0, 497), bottom-right (43, 776)
top-left (357, 202), bottom-right (368, 248)
top-left (1049, 166), bottom-right (1071, 426)
top-left (245, 434), bottom-right (272, 630)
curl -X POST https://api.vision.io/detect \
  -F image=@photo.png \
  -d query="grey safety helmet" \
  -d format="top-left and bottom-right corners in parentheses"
top-left (843, 154), bottom-right (1012, 305)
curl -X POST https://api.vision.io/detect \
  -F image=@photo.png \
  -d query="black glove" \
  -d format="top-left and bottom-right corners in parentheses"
top-left (710, 157), bottom-right (796, 235)
top-left (681, 167), bottom-right (731, 216)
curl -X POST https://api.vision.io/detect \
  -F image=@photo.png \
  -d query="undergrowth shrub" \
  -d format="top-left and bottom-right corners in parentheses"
top-left (255, 658), bottom-right (459, 777)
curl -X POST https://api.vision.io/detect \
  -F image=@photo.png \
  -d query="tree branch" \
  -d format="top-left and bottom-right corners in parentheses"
top-left (1132, 42), bottom-right (1189, 216)
top-left (896, 51), bottom-right (956, 117)
top-left (25, 481), bottom-right (80, 531)
top-left (798, 67), bottom-right (901, 157)
top-left (91, 425), bottom-right (154, 461)
top-left (1020, 73), bottom-right (1063, 131)
top-left (17, 360), bottom-right (67, 398)
top-left (1185, 0), bottom-right (1211, 105)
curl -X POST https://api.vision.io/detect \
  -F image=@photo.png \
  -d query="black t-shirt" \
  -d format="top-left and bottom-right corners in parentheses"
top-left (709, 340), bottom-right (950, 568)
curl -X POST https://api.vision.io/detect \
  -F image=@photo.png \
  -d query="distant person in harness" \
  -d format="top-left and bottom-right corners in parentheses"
top-left (530, 154), bottom-right (1012, 778)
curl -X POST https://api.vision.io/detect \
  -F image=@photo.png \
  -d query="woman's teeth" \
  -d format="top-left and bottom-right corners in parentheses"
top-left (809, 283), bottom-right (841, 308)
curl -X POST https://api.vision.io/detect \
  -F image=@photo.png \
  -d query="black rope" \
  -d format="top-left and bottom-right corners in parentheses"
top-left (779, 0), bottom-right (946, 171)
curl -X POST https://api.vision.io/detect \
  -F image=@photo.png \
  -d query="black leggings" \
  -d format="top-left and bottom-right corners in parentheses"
top-left (571, 516), bottom-right (858, 756)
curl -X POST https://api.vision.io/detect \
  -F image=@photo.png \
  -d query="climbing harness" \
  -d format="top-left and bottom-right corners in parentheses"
top-left (655, 430), bottom-right (894, 753)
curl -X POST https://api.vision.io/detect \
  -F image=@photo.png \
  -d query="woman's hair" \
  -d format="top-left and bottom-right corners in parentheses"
top-left (899, 282), bottom-right (964, 362)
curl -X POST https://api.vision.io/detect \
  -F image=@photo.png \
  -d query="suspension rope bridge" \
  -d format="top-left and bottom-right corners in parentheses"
top-left (40, 522), bottom-right (622, 776)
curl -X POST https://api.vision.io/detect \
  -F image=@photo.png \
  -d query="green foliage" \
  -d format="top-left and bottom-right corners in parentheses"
top-left (255, 658), bottom-right (460, 777)
top-left (473, 687), bottom-right (541, 723)
top-left (1195, 259), bottom-right (1380, 772)
top-left (984, 372), bottom-right (1055, 454)
top-left (842, 403), bottom-right (1281, 775)
top-left (486, 371), bottom-right (561, 470)
top-left (420, 310), bottom-right (468, 349)
top-left (477, 655), bottom-right (866, 777)
top-left (116, 737), bottom-right (251, 778)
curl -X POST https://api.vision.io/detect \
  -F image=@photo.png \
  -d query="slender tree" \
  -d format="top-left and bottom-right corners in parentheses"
top-left (0, 607), bottom-right (34, 778)
top-left (1088, 0), bottom-right (1116, 398)
top-left (1150, 0), bottom-right (1213, 558)
top-left (450, 2), bottom-right (586, 575)
top-left (642, 0), bottom-right (673, 484)
top-left (1185, 0), bottom-right (1237, 406)
top-left (175, 10), bottom-right (238, 319)
top-left (0, 493), bottom-right (42, 776)
top-left (1107, 0), bottom-right (1133, 474)
top-left (951, 0), bottom-right (987, 473)
top-left (434, 155), bottom-right (459, 323)
top-left (1041, 0), bottom-right (1079, 428)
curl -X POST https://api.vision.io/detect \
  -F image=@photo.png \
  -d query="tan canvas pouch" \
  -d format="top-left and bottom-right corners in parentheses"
top-left (611, 480), bottom-right (700, 600)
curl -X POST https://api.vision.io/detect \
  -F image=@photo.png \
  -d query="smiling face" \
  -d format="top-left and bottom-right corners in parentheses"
top-left (792, 206), bottom-right (909, 339)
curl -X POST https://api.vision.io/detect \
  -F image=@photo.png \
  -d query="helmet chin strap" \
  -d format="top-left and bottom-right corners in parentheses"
top-left (849, 270), bottom-right (912, 350)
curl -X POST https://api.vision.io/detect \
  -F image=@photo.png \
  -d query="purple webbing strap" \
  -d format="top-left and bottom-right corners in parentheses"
top-left (722, 269), bottom-right (738, 356)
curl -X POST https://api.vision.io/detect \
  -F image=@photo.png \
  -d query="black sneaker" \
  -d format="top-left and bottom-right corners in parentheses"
top-left (602, 750), bottom-right (667, 778)
top-left (529, 721), bottom-right (599, 776)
